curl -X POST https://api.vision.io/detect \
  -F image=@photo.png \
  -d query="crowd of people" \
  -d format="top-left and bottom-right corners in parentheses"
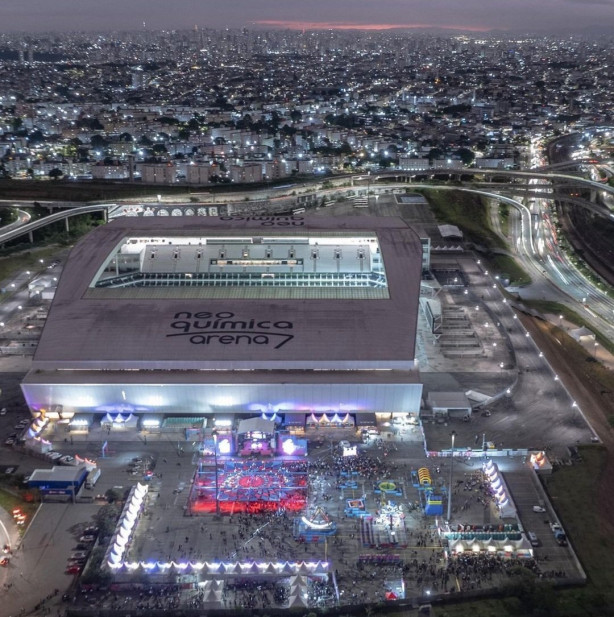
top-left (67, 448), bottom-right (565, 613)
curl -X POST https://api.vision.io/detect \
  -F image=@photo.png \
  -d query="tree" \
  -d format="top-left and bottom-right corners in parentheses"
top-left (456, 147), bottom-right (475, 166)
top-left (105, 487), bottom-right (123, 503)
top-left (236, 113), bottom-right (253, 129)
top-left (428, 148), bottom-right (444, 164)
top-left (90, 134), bottom-right (107, 150)
top-left (28, 130), bottom-right (45, 145)
top-left (158, 116), bottom-right (179, 126)
top-left (79, 547), bottom-right (113, 586)
top-left (93, 503), bottom-right (122, 539)
top-left (48, 168), bottom-right (64, 180)
top-left (76, 117), bottom-right (104, 131)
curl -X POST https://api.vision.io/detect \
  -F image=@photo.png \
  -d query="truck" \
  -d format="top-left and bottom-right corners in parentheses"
top-left (85, 468), bottom-right (101, 489)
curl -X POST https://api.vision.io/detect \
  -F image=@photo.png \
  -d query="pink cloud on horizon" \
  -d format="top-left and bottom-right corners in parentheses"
top-left (253, 20), bottom-right (493, 32)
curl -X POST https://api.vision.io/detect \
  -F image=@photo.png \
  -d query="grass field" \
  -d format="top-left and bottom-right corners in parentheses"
top-left (419, 188), bottom-right (531, 286)
top-left (0, 245), bottom-right (67, 281)
top-left (421, 188), bottom-right (507, 250)
top-left (489, 254), bottom-right (532, 287)
top-left (0, 486), bottom-right (39, 536)
top-left (520, 298), bottom-right (614, 357)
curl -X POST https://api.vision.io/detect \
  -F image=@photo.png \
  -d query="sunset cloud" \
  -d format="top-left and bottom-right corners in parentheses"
top-left (253, 20), bottom-right (491, 32)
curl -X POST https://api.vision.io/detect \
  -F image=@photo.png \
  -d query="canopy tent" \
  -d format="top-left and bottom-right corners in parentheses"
top-left (288, 595), bottom-right (308, 608)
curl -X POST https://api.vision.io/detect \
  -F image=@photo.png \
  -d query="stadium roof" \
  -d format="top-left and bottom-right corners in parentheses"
top-left (32, 216), bottom-right (423, 371)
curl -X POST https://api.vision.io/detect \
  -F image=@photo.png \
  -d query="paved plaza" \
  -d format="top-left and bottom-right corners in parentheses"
top-left (0, 420), bottom-right (577, 616)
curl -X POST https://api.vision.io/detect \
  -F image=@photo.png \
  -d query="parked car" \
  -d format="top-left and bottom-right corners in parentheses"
top-left (4, 438), bottom-right (15, 446)
top-left (67, 556), bottom-right (86, 563)
top-left (65, 565), bottom-right (81, 575)
top-left (550, 522), bottom-right (568, 546)
top-left (79, 535), bottom-right (95, 543)
top-left (70, 551), bottom-right (89, 559)
top-left (47, 452), bottom-right (62, 460)
top-left (527, 532), bottom-right (539, 546)
top-left (0, 408), bottom-right (7, 416)
top-left (532, 505), bottom-right (546, 513)
top-left (83, 526), bottom-right (99, 534)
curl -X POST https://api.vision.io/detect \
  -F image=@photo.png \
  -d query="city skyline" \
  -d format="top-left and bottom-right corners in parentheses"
top-left (1, 0), bottom-right (614, 33)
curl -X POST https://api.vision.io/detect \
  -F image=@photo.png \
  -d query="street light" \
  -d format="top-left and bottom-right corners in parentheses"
top-left (213, 432), bottom-right (220, 516)
top-left (447, 430), bottom-right (457, 523)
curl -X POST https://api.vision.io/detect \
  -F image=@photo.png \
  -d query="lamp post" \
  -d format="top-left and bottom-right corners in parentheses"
top-left (447, 431), bottom-right (456, 524)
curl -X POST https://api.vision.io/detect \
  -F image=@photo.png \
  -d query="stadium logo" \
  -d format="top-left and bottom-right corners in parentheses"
top-left (167, 311), bottom-right (294, 349)
top-left (219, 215), bottom-right (304, 226)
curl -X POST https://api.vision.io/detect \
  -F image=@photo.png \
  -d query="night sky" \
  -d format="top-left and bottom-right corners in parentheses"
top-left (1, 0), bottom-right (613, 33)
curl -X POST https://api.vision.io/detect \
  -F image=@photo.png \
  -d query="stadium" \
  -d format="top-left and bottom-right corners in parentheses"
top-left (21, 215), bottom-right (424, 431)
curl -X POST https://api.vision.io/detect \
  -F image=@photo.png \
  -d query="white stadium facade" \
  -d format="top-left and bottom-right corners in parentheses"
top-left (21, 215), bottom-right (424, 430)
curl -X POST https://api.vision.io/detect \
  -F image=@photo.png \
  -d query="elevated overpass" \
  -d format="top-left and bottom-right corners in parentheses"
top-left (1, 164), bottom-right (613, 246)
top-left (0, 204), bottom-right (108, 246)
